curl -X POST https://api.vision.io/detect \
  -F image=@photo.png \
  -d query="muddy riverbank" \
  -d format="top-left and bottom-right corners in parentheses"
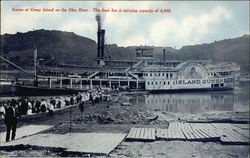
top-left (0, 92), bottom-right (249, 157)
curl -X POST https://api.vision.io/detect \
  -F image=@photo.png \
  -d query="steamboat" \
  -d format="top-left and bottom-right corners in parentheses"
top-left (1, 15), bottom-right (240, 94)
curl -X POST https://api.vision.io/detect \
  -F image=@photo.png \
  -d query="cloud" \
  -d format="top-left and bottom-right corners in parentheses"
top-left (1, 1), bottom-right (248, 48)
top-left (150, 6), bottom-right (232, 48)
top-left (1, 1), bottom-right (65, 34)
top-left (122, 34), bottom-right (150, 46)
top-left (60, 19), bottom-right (95, 39)
top-left (1, 12), bottom-right (37, 34)
top-left (102, 1), bottom-right (151, 29)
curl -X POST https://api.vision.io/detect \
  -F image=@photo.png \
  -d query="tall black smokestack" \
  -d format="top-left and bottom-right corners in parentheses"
top-left (100, 29), bottom-right (105, 59)
top-left (96, 14), bottom-right (101, 59)
top-left (96, 14), bottom-right (105, 59)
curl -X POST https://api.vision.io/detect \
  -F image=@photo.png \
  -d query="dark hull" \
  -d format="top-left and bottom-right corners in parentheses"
top-left (0, 84), bottom-right (16, 96)
top-left (149, 87), bottom-right (234, 93)
top-left (13, 85), bottom-right (85, 96)
top-left (11, 84), bottom-right (234, 95)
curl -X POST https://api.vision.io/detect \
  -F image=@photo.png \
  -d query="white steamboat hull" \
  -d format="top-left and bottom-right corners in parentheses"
top-left (145, 77), bottom-right (238, 92)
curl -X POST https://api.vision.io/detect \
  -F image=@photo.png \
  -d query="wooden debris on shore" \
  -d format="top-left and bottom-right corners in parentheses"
top-left (0, 125), bottom-right (53, 143)
top-left (125, 122), bottom-right (249, 145)
top-left (211, 123), bottom-right (249, 144)
top-left (2, 133), bottom-right (127, 155)
top-left (126, 128), bottom-right (155, 141)
top-left (156, 122), bottom-right (186, 140)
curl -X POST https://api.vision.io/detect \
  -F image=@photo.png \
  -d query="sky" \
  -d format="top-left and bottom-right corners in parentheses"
top-left (1, 1), bottom-right (249, 48)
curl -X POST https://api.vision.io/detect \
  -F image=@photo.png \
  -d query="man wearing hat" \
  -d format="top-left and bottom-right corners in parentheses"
top-left (4, 99), bottom-right (19, 142)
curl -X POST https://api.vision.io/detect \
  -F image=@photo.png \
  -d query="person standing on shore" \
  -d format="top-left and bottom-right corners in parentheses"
top-left (47, 100), bottom-right (54, 117)
top-left (40, 99), bottom-right (47, 113)
top-left (90, 92), bottom-right (94, 106)
top-left (0, 102), bottom-right (6, 119)
top-left (4, 99), bottom-right (19, 142)
top-left (79, 101), bottom-right (85, 117)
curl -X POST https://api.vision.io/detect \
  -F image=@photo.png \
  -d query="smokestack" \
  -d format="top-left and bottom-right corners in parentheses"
top-left (97, 31), bottom-right (101, 59)
top-left (100, 29), bottom-right (105, 59)
top-left (96, 14), bottom-right (105, 60)
top-left (96, 14), bottom-right (101, 59)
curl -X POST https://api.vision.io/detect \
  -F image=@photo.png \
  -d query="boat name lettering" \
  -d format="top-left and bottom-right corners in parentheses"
top-left (178, 79), bottom-right (224, 84)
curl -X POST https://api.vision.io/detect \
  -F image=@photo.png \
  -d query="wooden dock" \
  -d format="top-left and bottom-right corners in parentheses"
top-left (211, 123), bottom-right (249, 144)
top-left (126, 122), bottom-right (249, 145)
top-left (126, 128), bottom-right (155, 141)
top-left (156, 122), bottom-right (186, 140)
top-left (65, 133), bottom-right (127, 154)
top-left (0, 125), bottom-right (52, 144)
top-left (1, 133), bottom-right (127, 155)
top-left (1, 122), bottom-right (248, 155)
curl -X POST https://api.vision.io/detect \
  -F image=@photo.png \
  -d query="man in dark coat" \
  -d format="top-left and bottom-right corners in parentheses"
top-left (89, 92), bottom-right (94, 106)
top-left (4, 99), bottom-right (19, 142)
top-left (79, 101), bottom-right (85, 116)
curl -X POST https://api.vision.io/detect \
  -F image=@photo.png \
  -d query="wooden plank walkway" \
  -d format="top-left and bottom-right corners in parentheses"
top-left (65, 133), bottom-right (126, 154)
top-left (0, 125), bottom-right (52, 144)
top-left (156, 122), bottom-right (186, 140)
top-left (1, 133), bottom-right (127, 155)
top-left (211, 123), bottom-right (249, 145)
top-left (189, 123), bottom-right (220, 141)
top-left (126, 128), bottom-right (155, 141)
top-left (233, 124), bottom-right (249, 130)
top-left (156, 122), bottom-right (217, 141)
top-left (126, 123), bottom-right (249, 145)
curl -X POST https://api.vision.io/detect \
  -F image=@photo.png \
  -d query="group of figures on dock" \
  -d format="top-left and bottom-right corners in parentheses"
top-left (0, 89), bottom-right (111, 142)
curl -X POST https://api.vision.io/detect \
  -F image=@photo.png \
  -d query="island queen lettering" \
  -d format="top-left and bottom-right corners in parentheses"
top-left (175, 79), bottom-right (227, 85)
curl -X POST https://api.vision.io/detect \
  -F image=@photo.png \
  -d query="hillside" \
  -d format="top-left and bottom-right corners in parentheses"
top-left (1, 29), bottom-right (97, 67)
top-left (177, 35), bottom-right (250, 72)
top-left (0, 30), bottom-right (249, 72)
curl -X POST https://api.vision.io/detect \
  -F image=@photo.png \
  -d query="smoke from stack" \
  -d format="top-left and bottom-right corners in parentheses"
top-left (95, 2), bottom-right (105, 31)
top-left (96, 14), bottom-right (101, 31)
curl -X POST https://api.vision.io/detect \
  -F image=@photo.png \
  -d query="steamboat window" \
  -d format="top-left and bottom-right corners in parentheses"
top-left (151, 81), bottom-right (153, 85)
top-left (220, 83), bottom-right (224, 87)
top-left (148, 82), bottom-right (150, 85)
top-left (150, 73), bottom-right (152, 76)
top-left (164, 81), bottom-right (166, 85)
top-left (166, 73), bottom-right (169, 78)
top-left (160, 82), bottom-right (161, 85)
top-left (162, 73), bottom-right (164, 76)
top-left (168, 81), bottom-right (170, 85)
top-left (156, 81), bottom-right (158, 85)
top-left (170, 73), bottom-right (173, 78)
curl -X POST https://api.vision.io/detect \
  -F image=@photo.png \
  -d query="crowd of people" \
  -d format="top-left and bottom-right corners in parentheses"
top-left (0, 90), bottom-right (108, 118)
top-left (0, 89), bottom-right (110, 142)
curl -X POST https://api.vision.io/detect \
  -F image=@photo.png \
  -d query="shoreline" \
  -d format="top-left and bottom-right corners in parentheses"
top-left (0, 91), bottom-right (249, 157)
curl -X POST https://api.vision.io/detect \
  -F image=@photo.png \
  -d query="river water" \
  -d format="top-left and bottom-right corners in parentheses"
top-left (1, 81), bottom-right (249, 114)
top-left (130, 81), bottom-right (249, 114)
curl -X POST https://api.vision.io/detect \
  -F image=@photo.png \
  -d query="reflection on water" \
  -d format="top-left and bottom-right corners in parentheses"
top-left (130, 82), bottom-right (249, 114)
